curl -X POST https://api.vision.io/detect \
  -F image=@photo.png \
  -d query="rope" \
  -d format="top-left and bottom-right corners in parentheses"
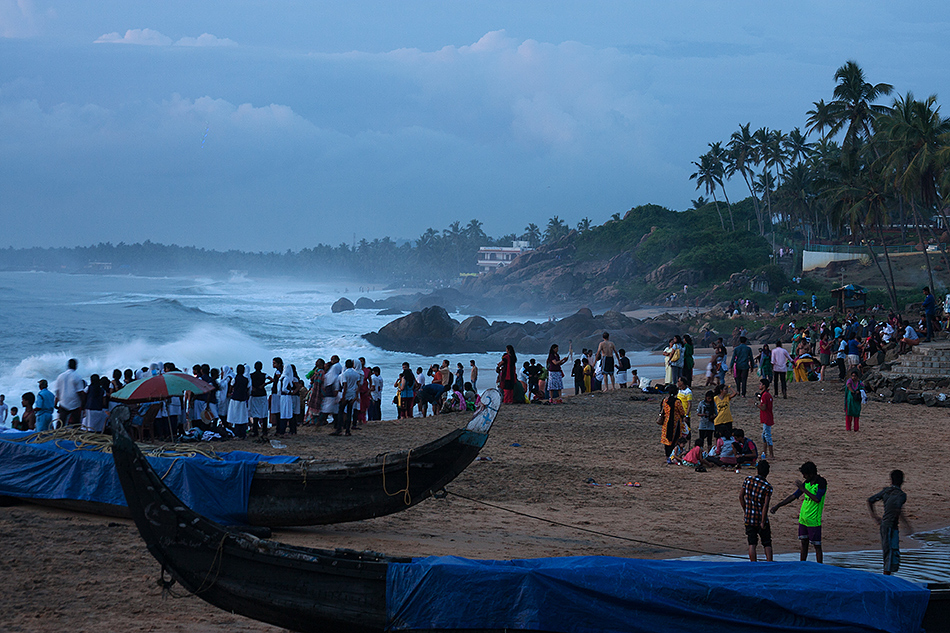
top-left (4, 428), bottom-right (223, 460)
top-left (381, 449), bottom-right (413, 506)
top-left (443, 489), bottom-right (746, 560)
top-left (192, 534), bottom-right (227, 594)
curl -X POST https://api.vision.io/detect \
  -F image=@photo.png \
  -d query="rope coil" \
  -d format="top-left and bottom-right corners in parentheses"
top-left (381, 449), bottom-right (413, 506)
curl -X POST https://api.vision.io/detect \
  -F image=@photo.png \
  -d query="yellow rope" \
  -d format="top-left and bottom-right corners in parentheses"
top-left (381, 448), bottom-right (413, 506)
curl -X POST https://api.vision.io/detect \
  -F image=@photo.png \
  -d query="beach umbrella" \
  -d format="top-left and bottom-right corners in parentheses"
top-left (110, 372), bottom-right (214, 403)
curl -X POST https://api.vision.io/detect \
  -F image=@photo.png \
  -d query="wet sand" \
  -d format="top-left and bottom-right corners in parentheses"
top-left (2, 379), bottom-right (948, 632)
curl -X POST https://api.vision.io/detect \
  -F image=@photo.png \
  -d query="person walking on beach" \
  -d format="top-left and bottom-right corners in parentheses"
top-left (34, 380), bottom-right (55, 432)
top-left (730, 336), bottom-right (753, 397)
top-left (868, 469), bottom-right (911, 575)
top-left (770, 342), bottom-right (792, 399)
top-left (844, 369), bottom-right (864, 432)
top-left (596, 332), bottom-right (619, 390)
top-left (771, 461), bottom-right (827, 563)
top-left (54, 358), bottom-right (85, 427)
top-left (740, 460), bottom-right (773, 562)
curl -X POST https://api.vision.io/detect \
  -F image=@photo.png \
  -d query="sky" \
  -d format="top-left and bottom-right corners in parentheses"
top-left (2, 1), bottom-right (949, 251)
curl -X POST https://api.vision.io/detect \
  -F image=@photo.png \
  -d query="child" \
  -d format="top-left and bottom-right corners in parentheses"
top-left (705, 430), bottom-right (737, 468)
top-left (9, 406), bottom-right (20, 430)
top-left (771, 461), bottom-right (827, 563)
top-left (669, 437), bottom-right (690, 465)
top-left (732, 428), bottom-right (758, 465)
top-left (463, 381), bottom-right (477, 406)
top-left (757, 378), bottom-right (774, 459)
top-left (868, 469), bottom-right (911, 575)
top-left (695, 391), bottom-right (717, 450)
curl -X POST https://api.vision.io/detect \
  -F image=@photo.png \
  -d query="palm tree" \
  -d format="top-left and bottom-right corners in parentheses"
top-left (576, 217), bottom-right (592, 232)
top-left (728, 123), bottom-right (765, 234)
top-left (691, 196), bottom-right (708, 209)
top-left (827, 60), bottom-right (893, 158)
top-left (783, 128), bottom-right (815, 166)
top-left (522, 223), bottom-right (541, 247)
top-left (805, 99), bottom-right (836, 138)
top-left (544, 216), bottom-right (569, 243)
top-left (464, 218), bottom-right (487, 243)
top-left (690, 152), bottom-right (726, 231)
top-left (708, 141), bottom-right (735, 230)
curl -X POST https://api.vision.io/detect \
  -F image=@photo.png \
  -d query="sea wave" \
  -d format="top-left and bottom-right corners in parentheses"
top-left (123, 298), bottom-right (211, 316)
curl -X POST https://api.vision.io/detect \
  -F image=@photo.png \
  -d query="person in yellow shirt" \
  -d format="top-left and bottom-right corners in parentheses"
top-left (713, 383), bottom-right (736, 437)
top-left (676, 376), bottom-right (693, 441)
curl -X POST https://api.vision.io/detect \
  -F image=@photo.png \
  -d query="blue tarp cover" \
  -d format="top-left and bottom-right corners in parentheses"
top-left (0, 431), bottom-right (298, 525)
top-left (387, 556), bottom-right (930, 633)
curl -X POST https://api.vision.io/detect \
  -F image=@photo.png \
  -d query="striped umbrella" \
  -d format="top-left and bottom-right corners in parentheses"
top-left (110, 372), bottom-right (214, 403)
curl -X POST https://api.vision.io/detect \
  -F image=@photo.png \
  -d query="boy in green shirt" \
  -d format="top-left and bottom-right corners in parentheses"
top-left (771, 461), bottom-right (827, 563)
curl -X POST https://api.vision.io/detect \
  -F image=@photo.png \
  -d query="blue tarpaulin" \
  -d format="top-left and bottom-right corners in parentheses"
top-left (387, 556), bottom-right (930, 633)
top-left (0, 431), bottom-right (298, 525)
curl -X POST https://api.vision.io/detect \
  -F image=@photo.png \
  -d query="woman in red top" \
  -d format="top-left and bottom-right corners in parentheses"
top-left (497, 345), bottom-right (518, 404)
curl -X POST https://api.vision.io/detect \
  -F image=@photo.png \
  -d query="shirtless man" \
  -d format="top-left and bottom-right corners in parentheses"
top-left (595, 332), bottom-right (620, 391)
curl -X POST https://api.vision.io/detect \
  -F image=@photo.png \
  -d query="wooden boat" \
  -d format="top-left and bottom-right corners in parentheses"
top-left (2, 388), bottom-right (500, 528)
top-left (111, 405), bottom-right (948, 633)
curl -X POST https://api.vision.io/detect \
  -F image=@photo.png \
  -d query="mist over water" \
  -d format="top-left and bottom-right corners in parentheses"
top-left (0, 272), bottom-right (665, 420)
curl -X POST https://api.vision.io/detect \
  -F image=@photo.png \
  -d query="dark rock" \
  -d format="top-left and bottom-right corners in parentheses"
top-left (376, 308), bottom-right (403, 316)
top-left (331, 297), bottom-right (355, 313)
top-left (907, 393), bottom-right (924, 406)
top-left (923, 393), bottom-right (937, 407)
top-left (362, 306), bottom-right (459, 355)
top-left (455, 316), bottom-right (491, 341)
top-left (354, 297), bottom-right (376, 309)
top-left (892, 388), bottom-right (908, 404)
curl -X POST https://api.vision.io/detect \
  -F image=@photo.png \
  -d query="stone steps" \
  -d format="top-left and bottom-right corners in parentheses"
top-left (883, 344), bottom-right (950, 379)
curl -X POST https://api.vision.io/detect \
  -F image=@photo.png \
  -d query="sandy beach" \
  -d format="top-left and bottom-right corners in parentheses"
top-left (2, 379), bottom-right (948, 632)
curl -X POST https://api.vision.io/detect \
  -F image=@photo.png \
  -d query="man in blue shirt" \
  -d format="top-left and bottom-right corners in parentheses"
top-left (922, 286), bottom-right (936, 342)
top-left (34, 379), bottom-right (56, 431)
top-left (730, 336), bottom-right (753, 397)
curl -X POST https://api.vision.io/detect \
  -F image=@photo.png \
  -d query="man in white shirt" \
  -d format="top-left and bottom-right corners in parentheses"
top-left (899, 320), bottom-right (920, 354)
top-left (54, 358), bottom-right (86, 426)
top-left (0, 395), bottom-right (8, 428)
top-left (770, 342), bottom-right (792, 399)
top-left (332, 359), bottom-right (362, 436)
top-left (881, 322), bottom-right (895, 344)
top-left (415, 367), bottom-right (426, 388)
top-left (370, 367), bottom-right (383, 421)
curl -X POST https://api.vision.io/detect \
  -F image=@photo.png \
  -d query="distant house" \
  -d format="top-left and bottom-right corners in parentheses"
top-left (477, 241), bottom-right (533, 273)
top-left (831, 284), bottom-right (867, 312)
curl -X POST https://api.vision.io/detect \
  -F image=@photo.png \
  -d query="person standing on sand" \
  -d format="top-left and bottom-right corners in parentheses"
top-left (712, 383), bottom-right (736, 438)
top-left (657, 384), bottom-right (685, 463)
top-left (546, 344), bottom-right (570, 403)
top-left (497, 345), bottom-right (517, 404)
top-left (0, 395), bottom-right (7, 427)
top-left (844, 369), bottom-right (863, 432)
top-left (757, 378), bottom-right (774, 459)
top-left (34, 380), bottom-right (55, 432)
top-left (771, 461), bottom-right (827, 563)
top-left (740, 460), bottom-right (773, 562)
top-left (682, 334), bottom-right (695, 386)
top-left (922, 286), bottom-right (936, 342)
top-left (868, 469), bottom-right (911, 575)
top-left (770, 342), bottom-right (792, 399)
top-left (730, 336), bottom-right (753, 397)
top-left (596, 332), bottom-right (619, 390)
top-left (616, 349), bottom-right (631, 388)
top-left (249, 361), bottom-right (269, 437)
top-left (470, 360), bottom-right (478, 392)
top-left (54, 358), bottom-right (85, 427)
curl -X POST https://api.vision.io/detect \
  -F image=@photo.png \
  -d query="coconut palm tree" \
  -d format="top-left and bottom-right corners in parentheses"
top-left (522, 223), bottom-right (541, 247)
top-left (708, 141), bottom-right (735, 230)
top-left (783, 128), bottom-right (815, 167)
top-left (690, 152), bottom-right (726, 231)
top-left (806, 99), bottom-right (836, 138)
top-left (728, 123), bottom-right (765, 235)
top-left (691, 196), bottom-right (709, 209)
top-left (827, 60), bottom-right (893, 158)
top-left (544, 216), bottom-right (569, 243)
top-left (576, 217), bottom-right (592, 232)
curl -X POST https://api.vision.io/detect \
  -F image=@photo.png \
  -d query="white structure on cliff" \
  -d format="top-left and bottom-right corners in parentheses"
top-left (476, 241), bottom-right (533, 273)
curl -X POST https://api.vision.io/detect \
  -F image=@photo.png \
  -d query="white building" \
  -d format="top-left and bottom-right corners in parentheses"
top-left (476, 241), bottom-right (533, 273)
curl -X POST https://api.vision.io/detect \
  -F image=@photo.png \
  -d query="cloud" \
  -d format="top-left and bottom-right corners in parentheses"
top-left (95, 28), bottom-right (173, 46)
top-left (175, 33), bottom-right (237, 47)
top-left (0, 0), bottom-right (37, 37)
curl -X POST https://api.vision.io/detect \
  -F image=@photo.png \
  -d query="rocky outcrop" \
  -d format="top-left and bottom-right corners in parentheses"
top-left (864, 369), bottom-right (950, 407)
top-left (331, 297), bottom-right (355, 313)
top-left (363, 305), bottom-right (691, 355)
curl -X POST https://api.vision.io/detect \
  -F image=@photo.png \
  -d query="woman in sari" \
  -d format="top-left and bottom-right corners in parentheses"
top-left (305, 358), bottom-right (325, 424)
top-left (657, 384), bottom-right (686, 462)
top-left (497, 345), bottom-right (518, 404)
top-left (844, 369), bottom-right (863, 432)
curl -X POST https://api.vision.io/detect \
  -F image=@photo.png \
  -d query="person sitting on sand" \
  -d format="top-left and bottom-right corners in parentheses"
top-left (705, 429), bottom-right (737, 468)
top-left (463, 382), bottom-right (478, 407)
top-left (732, 428), bottom-right (758, 465)
top-left (657, 384), bottom-right (685, 463)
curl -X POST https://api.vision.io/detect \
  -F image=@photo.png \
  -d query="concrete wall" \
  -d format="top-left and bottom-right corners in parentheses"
top-left (802, 249), bottom-right (864, 272)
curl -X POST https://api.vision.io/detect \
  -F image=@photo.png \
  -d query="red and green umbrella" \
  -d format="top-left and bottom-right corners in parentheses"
top-left (110, 372), bottom-right (214, 403)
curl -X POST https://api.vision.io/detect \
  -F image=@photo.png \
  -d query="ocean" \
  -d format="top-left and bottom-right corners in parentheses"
top-left (0, 271), bottom-right (666, 420)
